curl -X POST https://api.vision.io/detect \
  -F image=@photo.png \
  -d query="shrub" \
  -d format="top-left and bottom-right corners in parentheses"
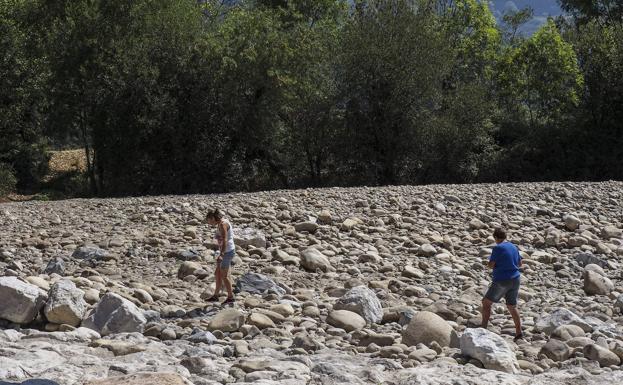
top-left (0, 163), bottom-right (17, 196)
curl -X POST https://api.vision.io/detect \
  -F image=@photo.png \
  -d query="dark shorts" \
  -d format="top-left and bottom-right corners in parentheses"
top-left (219, 250), bottom-right (235, 270)
top-left (484, 277), bottom-right (520, 306)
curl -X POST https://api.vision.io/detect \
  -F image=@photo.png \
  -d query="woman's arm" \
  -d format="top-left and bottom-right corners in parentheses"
top-left (218, 222), bottom-right (228, 256)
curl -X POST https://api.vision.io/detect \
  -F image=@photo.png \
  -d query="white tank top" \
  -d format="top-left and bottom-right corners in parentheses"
top-left (215, 218), bottom-right (235, 253)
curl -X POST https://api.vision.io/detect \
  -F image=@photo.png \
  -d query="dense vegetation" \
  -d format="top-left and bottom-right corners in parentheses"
top-left (0, 0), bottom-right (621, 197)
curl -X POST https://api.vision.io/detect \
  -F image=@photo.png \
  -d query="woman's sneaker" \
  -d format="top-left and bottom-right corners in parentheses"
top-left (221, 297), bottom-right (235, 306)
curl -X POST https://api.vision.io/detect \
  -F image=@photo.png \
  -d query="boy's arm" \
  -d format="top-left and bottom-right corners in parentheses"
top-left (488, 247), bottom-right (498, 269)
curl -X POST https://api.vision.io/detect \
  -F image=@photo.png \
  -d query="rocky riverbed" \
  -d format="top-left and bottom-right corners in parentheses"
top-left (1, 182), bottom-right (623, 384)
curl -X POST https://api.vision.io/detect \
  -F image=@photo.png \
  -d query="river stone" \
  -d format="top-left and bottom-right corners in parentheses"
top-left (248, 312), bottom-right (275, 329)
top-left (402, 311), bottom-right (453, 348)
top-left (82, 292), bottom-right (147, 336)
top-left (539, 339), bottom-right (571, 362)
top-left (563, 214), bottom-right (581, 231)
top-left (208, 308), bottom-right (246, 332)
top-left (583, 344), bottom-right (621, 367)
top-left (300, 248), bottom-right (333, 272)
top-left (327, 309), bottom-right (366, 332)
top-left (0, 276), bottom-right (47, 324)
top-left (177, 261), bottom-right (208, 279)
top-left (460, 328), bottom-right (520, 373)
top-left (333, 286), bottom-right (383, 324)
top-left (44, 279), bottom-right (87, 326)
top-left (294, 221), bottom-right (319, 233)
top-left (234, 272), bottom-right (286, 297)
top-left (550, 324), bottom-right (585, 341)
top-left (583, 270), bottom-right (614, 295)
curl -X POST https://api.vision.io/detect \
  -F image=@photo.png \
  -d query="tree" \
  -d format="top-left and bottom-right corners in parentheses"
top-left (559, 0), bottom-right (623, 26)
top-left (0, 0), bottom-right (48, 191)
top-left (497, 19), bottom-right (583, 126)
top-left (336, 0), bottom-right (451, 185)
top-left (502, 6), bottom-right (534, 43)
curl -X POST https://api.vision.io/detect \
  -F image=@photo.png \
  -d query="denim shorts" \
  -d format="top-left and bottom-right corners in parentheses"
top-left (484, 277), bottom-right (520, 306)
top-left (219, 250), bottom-right (235, 270)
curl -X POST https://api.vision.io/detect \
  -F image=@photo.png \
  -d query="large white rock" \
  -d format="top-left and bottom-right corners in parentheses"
top-left (82, 292), bottom-right (147, 336)
top-left (44, 279), bottom-right (88, 326)
top-left (0, 276), bottom-right (47, 324)
top-left (402, 311), bottom-right (453, 347)
top-left (334, 286), bottom-right (383, 324)
top-left (300, 248), bottom-right (333, 272)
top-left (460, 328), bottom-right (520, 373)
top-left (535, 308), bottom-right (592, 334)
top-left (235, 227), bottom-right (267, 248)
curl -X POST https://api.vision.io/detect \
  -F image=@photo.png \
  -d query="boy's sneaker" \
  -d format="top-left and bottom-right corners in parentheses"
top-left (513, 333), bottom-right (525, 342)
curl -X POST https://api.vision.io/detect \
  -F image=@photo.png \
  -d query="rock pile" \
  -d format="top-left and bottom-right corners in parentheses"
top-left (0, 181), bottom-right (622, 384)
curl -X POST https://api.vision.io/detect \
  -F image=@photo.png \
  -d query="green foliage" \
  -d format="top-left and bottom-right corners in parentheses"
top-left (502, 6), bottom-right (534, 43)
top-left (559, 0), bottom-right (623, 25)
top-left (0, 0), bottom-right (49, 190)
top-left (0, 163), bottom-right (17, 196)
top-left (1, 0), bottom-right (622, 195)
top-left (498, 19), bottom-right (583, 125)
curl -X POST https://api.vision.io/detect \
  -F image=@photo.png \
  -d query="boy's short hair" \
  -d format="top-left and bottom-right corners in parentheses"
top-left (493, 227), bottom-right (507, 240)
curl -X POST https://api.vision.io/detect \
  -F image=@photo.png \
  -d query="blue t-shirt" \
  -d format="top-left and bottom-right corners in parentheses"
top-left (489, 241), bottom-right (521, 282)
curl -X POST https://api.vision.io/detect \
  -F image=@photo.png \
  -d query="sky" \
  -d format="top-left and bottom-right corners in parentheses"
top-left (489, 0), bottom-right (564, 35)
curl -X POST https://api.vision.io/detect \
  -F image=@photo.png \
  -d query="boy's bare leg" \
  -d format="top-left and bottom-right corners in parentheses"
top-left (481, 298), bottom-right (493, 329)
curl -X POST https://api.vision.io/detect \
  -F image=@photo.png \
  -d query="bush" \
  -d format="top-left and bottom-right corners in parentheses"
top-left (0, 163), bottom-right (17, 196)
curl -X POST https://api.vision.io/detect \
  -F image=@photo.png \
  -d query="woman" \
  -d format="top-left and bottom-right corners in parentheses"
top-left (205, 208), bottom-right (235, 305)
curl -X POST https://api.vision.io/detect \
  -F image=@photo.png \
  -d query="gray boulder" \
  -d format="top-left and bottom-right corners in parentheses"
top-left (44, 280), bottom-right (87, 326)
top-left (333, 286), bottom-right (383, 324)
top-left (0, 276), bottom-right (47, 324)
top-left (82, 292), bottom-right (147, 336)
top-left (234, 272), bottom-right (286, 297)
top-left (71, 246), bottom-right (110, 260)
top-left (42, 257), bottom-right (65, 275)
top-left (460, 328), bottom-right (520, 373)
top-left (575, 253), bottom-right (607, 268)
top-left (535, 308), bottom-right (592, 334)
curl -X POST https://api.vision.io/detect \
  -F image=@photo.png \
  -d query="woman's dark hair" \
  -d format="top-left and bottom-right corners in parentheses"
top-left (206, 208), bottom-right (223, 221)
top-left (493, 227), bottom-right (507, 240)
